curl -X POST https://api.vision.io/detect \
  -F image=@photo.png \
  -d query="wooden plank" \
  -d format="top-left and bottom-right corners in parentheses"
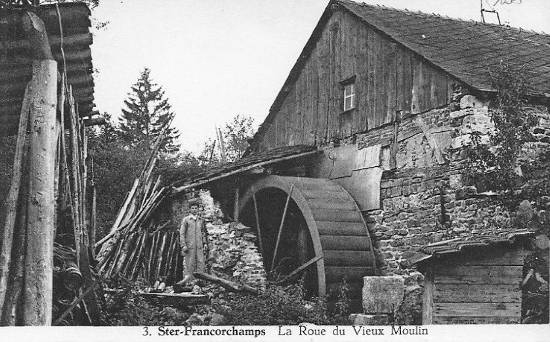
top-left (320, 235), bottom-right (371, 251)
top-left (323, 250), bottom-right (370, 266)
top-left (325, 266), bottom-right (375, 283)
top-left (307, 198), bottom-right (356, 210)
top-left (434, 265), bottom-right (523, 277)
top-left (436, 248), bottom-right (529, 266)
top-left (434, 316), bottom-right (520, 324)
top-left (434, 284), bottom-right (521, 303)
top-left (434, 302), bottom-right (521, 317)
top-left (374, 32), bottom-right (386, 128)
top-left (311, 209), bottom-right (362, 222)
top-left (434, 265), bottom-right (523, 285)
top-left (302, 190), bottom-right (350, 201)
top-left (422, 270), bottom-right (434, 324)
top-left (385, 41), bottom-right (397, 124)
top-left (366, 27), bottom-right (376, 130)
top-left (316, 221), bottom-right (369, 236)
top-left (411, 55), bottom-right (422, 113)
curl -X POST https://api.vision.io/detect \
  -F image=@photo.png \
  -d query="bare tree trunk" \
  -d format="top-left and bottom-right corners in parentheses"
top-left (22, 59), bottom-right (57, 326)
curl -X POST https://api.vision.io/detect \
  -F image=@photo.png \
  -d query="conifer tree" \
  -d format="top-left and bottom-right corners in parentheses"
top-left (119, 68), bottom-right (180, 153)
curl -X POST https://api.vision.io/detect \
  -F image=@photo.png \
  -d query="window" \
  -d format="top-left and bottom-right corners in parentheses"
top-left (343, 82), bottom-right (356, 112)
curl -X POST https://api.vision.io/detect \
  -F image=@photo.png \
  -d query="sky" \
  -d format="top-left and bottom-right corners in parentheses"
top-left (91, 0), bottom-right (550, 154)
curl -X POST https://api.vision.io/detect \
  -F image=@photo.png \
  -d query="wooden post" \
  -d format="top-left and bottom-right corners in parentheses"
top-left (233, 187), bottom-right (240, 222)
top-left (422, 268), bottom-right (434, 325)
top-left (20, 11), bottom-right (57, 326)
top-left (23, 59), bottom-right (58, 325)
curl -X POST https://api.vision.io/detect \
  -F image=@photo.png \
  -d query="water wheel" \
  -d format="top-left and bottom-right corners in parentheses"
top-left (238, 176), bottom-right (376, 303)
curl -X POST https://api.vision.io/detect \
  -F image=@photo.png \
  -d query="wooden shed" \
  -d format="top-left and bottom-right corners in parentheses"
top-left (414, 232), bottom-right (535, 324)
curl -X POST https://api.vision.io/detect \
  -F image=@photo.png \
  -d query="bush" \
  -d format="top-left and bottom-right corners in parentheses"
top-left (101, 279), bottom-right (190, 326)
top-left (211, 280), bottom-right (352, 325)
top-left (211, 282), bottom-right (330, 325)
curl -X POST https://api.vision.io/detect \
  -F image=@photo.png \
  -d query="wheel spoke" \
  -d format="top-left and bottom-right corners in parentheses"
top-left (252, 189), bottom-right (263, 257)
top-left (275, 255), bottom-right (323, 285)
top-left (270, 184), bottom-right (294, 272)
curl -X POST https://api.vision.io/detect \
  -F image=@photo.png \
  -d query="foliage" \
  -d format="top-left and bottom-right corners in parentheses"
top-left (212, 282), bottom-right (332, 325)
top-left (0, 136), bottom-right (16, 206)
top-left (101, 279), bottom-right (190, 326)
top-left (0, 1), bottom-right (100, 8)
top-left (88, 113), bottom-right (203, 240)
top-left (464, 62), bottom-right (537, 192)
top-left (222, 115), bottom-right (255, 162)
top-left (330, 278), bottom-right (351, 323)
top-left (119, 68), bottom-right (180, 154)
top-left (198, 115), bottom-right (255, 166)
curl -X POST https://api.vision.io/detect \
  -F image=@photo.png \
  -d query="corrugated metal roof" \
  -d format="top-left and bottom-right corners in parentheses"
top-left (338, 0), bottom-right (550, 95)
top-left (0, 2), bottom-right (94, 136)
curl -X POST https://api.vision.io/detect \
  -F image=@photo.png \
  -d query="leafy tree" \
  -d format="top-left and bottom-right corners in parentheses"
top-left (465, 62), bottom-right (537, 192)
top-left (119, 68), bottom-right (180, 153)
top-left (198, 115), bottom-right (255, 165)
top-left (88, 113), bottom-right (203, 239)
top-left (222, 114), bottom-right (255, 162)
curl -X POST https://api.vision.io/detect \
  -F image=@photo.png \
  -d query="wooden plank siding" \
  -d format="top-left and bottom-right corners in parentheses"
top-left (258, 10), bottom-right (456, 150)
top-left (424, 248), bottom-right (526, 324)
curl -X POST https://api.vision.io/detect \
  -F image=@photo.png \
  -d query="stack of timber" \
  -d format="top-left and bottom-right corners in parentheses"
top-left (0, 41), bottom-right (98, 325)
top-left (95, 132), bottom-right (181, 284)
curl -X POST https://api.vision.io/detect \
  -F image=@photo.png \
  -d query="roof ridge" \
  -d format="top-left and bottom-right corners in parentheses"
top-left (339, 0), bottom-right (550, 37)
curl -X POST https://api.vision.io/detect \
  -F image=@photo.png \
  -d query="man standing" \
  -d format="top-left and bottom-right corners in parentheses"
top-left (179, 200), bottom-right (206, 284)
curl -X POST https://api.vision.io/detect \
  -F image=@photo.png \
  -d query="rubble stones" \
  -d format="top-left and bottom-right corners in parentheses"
top-left (207, 223), bottom-right (267, 291)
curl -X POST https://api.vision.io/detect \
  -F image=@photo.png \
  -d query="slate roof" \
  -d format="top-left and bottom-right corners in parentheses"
top-left (338, 0), bottom-right (550, 96)
top-left (171, 145), bottom-right (319, 193)
top-left (0, 2), bottom-right (95, 136)
top-left (410, 229), bottom-right (535, 265)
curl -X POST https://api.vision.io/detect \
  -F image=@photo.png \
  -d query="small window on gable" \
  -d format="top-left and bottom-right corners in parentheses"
top-left (341, 76), bottom-right (356, 112)
top-left (343, 83), bottom-right (355, 111)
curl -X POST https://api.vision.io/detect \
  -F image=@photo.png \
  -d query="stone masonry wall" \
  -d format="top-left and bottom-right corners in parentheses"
top-left (358, 100), bottom-right (550, 275)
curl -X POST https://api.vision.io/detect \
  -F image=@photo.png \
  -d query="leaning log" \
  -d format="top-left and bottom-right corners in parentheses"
top-left (193, 272), bottom-right (259, 295)
top-left (0, 84), bottom-right (31, 311)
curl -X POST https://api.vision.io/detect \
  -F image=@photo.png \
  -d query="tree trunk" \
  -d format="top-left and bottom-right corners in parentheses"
top-left (22, 59), bottom-right (57, 325)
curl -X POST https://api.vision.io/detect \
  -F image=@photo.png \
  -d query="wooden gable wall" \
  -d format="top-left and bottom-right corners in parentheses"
top-left (258, 10), bottom-right (458, 151)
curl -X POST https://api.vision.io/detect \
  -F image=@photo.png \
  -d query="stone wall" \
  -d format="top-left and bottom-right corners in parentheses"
top-left (207, 222), bottom-right (267, 291)
top-left (360, 101), bottom-right (550, 275)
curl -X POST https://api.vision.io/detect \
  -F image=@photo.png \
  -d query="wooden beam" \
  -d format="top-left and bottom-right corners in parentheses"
top-left (270, 184), bottom-right (294, 272)
top-left (193, 272), bottom-right (259, 294)
top-left (275, 255), bottom-right (323, 285)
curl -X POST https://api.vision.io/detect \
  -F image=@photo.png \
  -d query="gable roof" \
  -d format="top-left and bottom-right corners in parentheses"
top-left (250, 0), bottom-right (550, 149)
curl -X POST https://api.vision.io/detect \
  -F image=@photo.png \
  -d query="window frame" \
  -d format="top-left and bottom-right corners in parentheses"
top-left (340, 75), bottom-right (357, 112)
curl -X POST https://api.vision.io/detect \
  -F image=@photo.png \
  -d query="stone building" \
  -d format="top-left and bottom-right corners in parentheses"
top-left (171, 0), bottom-right (550, 322)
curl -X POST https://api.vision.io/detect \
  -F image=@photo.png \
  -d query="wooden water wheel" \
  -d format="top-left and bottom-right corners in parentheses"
top-left (238, 176), bottom-right (377, 301)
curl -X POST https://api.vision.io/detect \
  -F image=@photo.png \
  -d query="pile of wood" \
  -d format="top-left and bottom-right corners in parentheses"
top-left (95, 131), bottom-right (181, 284)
